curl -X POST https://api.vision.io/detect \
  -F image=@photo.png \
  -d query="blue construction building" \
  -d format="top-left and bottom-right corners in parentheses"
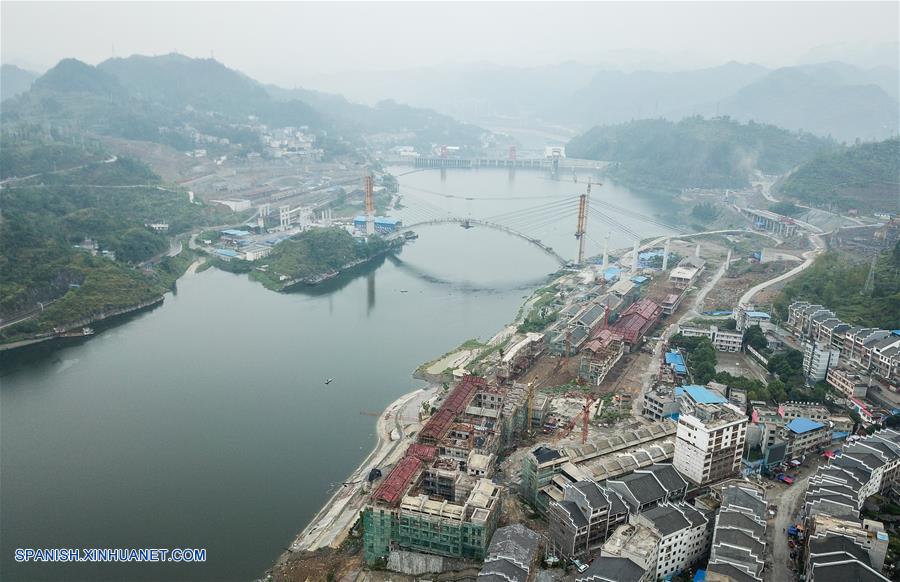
top-left (353, 216), bottom-right (402, 233)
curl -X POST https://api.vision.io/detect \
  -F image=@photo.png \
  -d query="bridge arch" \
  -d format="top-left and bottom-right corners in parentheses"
top-left (401, 218), bottom-right (568, 265)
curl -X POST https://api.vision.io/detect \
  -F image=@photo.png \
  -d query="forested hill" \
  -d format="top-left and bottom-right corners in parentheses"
top-left (1, 54), bottom-right (488, 156)
top-left (774, 242), bottom-right (900, 330)
top-left (566, 117), bottom-right (834, 193)
top-left (778, 138), bottom-right (900, 212)
top-left (0, 140), bottom-right (228, 341)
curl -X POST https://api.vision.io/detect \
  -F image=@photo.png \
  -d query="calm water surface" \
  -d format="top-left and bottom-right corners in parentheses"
top-left (0, 169), bottom-right (670, 581)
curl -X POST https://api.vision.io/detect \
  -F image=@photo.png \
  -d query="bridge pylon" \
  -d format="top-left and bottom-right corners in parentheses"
top-left (364, 173), bottom-right (375, 236)
top-left (575, 180), bottom-right (591, 265)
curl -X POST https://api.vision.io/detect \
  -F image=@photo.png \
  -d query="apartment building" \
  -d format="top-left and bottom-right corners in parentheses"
top-left (674, 397), bottom-right (747, 486)
top-left (803, 340), bottom-right (841, 381)
top-left (607, 464), bottom-right (688, 514)
top-left (781, 417), bottom-right (832, 459)
top-left (547, 481), bottom-right (629, 561)
top-left (707, 484), bottom-right (768, 581)
top-left (632, 503), bottom-right (712, 580)
top-left (826, 368), bottom-right (871, 398)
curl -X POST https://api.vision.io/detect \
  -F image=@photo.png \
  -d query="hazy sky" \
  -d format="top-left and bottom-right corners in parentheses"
top-left (3, 1), bottom-right (898, 85)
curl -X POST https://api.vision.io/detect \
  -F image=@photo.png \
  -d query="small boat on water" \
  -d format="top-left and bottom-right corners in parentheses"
top-left (325, 378), bottom-right (334, 385)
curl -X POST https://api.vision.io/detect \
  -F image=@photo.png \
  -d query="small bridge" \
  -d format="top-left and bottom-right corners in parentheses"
top-left (401, 218), bottom-right (568, 265)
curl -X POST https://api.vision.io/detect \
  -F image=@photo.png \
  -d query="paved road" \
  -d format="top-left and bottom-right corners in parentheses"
top-left (738, 232), bottom-right (825, 307)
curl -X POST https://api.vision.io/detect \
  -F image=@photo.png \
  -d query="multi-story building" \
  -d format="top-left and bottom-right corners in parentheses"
top-left (575, 556), bottom-right (649, 582)
top-left (632, 502), bottom-right (712, 580)
top-left (807, 514), bottom-right (890, 573)
top-left (674, 395), bottom-right (747, 486)
top-left (521, 422), bottom-right (677, 513)
top-left (607, 464), bottom-right (688, 514)
top-left (642, 387), bottom-right (679, 421)
top-left (547, 481), bottom-right (629, 561)
top-left (826, 368), bottom-right (871, 398)
top-left (707, 484), bottom-right (768, 581)
top-left (781, 417), bottom-right (832, 460)
top-left (734, 305), bottom-right (772, 332)
top-left (677, 325), bottom-right (744, 352)
top-left (803, 340), bottom-right (840, 381)
top-left (805, 428), bottom-right (900, 520)
top-left (601, 522), bottom-right (660, 577)
top-left (362, 376), bottom-right (513, 564)
top-left (477, 524), bottom-right (541, 582)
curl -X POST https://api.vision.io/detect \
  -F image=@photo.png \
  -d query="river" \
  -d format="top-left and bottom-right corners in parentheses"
top-left (0, 168), bottom-right (671, 581)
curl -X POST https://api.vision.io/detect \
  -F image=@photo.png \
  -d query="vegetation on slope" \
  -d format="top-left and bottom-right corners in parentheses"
top-left (0, 141), bottom-right (228, 338)
top-left (251, 228), bottom-right (395, 290)
top-left (774, 242), bottom-right (900, 329)
top-left (778, 138), bottom-right (900, 212)
top-left (567, 116), bottom-right (833, 193)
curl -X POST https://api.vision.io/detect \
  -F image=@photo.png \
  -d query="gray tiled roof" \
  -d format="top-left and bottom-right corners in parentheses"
top-left (576, 556), bottom-right (644, 582)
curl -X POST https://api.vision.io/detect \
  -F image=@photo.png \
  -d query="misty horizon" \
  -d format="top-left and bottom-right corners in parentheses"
top-left (3, 2), bottom-right (898, 89)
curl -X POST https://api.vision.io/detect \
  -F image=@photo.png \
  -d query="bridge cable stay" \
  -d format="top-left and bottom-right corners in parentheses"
top-left (586, 206), bottom-right (641, 240)
top-left (590, 199), bottom-right (681, 232)
top-left (482, 196), bottom-right (580, 223)
top-left (493, 199), bottom-right (579, 223)
top-left (499, 207), bottom-right (580, 232)
top-left (401, 183), bottom-right (573, 202)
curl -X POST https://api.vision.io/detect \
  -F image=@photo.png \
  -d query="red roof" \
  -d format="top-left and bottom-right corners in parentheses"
top-left (372, 455), bottom-right (422, 506)
top-left (611, 298), bottom-right (661, 344)
top-left (407, 443), bottom-right (437, 461)
top-left (418, 375), bottom-right (483, 443)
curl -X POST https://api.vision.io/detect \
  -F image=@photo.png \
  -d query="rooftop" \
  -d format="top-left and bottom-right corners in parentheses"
top-left (786, 417), bottom-right (826, 434)
top-left (677, 385), bottom-right (728, 405)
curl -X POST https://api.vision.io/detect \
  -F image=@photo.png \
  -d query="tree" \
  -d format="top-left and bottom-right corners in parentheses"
top-left (743, 324), bottom-right (768, 352)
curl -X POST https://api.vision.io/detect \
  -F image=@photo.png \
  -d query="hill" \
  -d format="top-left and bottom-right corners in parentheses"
top-left (98, 54), bottom-right (321, 129)
top-left (2, 54), bottom-right (488, 157)
top-left (0, 140), bottom-right (229, 340)
top-left (303, 60), bottom-right (898, 142)
top-left (711, 66), bottom-right (899, 142)
top-left (567, 117), bottom-right (833, 193)
top-left (774, 243), bottom-right (900, 329)
top-left (778, 139), bottom-right (900, 212)
top-left (0, 64), bottom-right (38, 101)
top-left (265, 85), bottom-right (487, 153)
top-left (560, 62), bottom-right (769, 127)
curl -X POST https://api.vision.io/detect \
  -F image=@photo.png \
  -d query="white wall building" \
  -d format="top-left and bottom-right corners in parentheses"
top-left (674, 399), bottom-right (747, 486)
top-left (803, 341), bottom-right (841, 382)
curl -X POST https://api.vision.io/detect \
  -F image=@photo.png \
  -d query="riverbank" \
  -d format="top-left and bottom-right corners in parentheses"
top-left (276, 385), bottom-right (435, 561)
top-left (0, 296), bottom-right (165, 353)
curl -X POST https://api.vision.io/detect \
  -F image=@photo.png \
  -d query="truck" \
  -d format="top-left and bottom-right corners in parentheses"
top-left (777, 473), bottom-right (795, 485)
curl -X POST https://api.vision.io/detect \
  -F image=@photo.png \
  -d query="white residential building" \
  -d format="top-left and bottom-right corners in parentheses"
top-left (632, 503), bottom-right (711, 580)
top-left (803, 341), bottom-right (841, 382)
top-left (674, 398), bottom-right (747, 486)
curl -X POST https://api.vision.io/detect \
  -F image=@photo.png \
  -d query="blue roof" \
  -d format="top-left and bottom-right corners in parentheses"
top-left (665, 352), bottom-right (687, 374)
top-left (677, 385), bottom-right (727, 405)
top-left (221, 229), bottom-right (250, 237)
top-left (214, 248), bottom-right (240, 258)
top-left (745, 311), bottom-right (771, 319)
top-left (603, 267), bottom-right (621, 281)
top-left (631, 276), bottom-right (649, 284)
top-left (786, 417), bottom-right (825, 434)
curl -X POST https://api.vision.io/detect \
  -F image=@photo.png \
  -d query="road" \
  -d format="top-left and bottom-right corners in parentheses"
top-left (0, 154), bottom-right (117, 186)
top-left (634, 258), bottom-right (730, 412)
top-left (738, 232), bottom-right (825, 307)
top-left (284, 386), bottom-right (435, 555)
top-left (769, 475), bottom-right (810, 582)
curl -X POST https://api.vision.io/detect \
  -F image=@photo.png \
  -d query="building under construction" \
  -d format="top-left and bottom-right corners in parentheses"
top-left (362, 375), bottom-right (538, 564)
